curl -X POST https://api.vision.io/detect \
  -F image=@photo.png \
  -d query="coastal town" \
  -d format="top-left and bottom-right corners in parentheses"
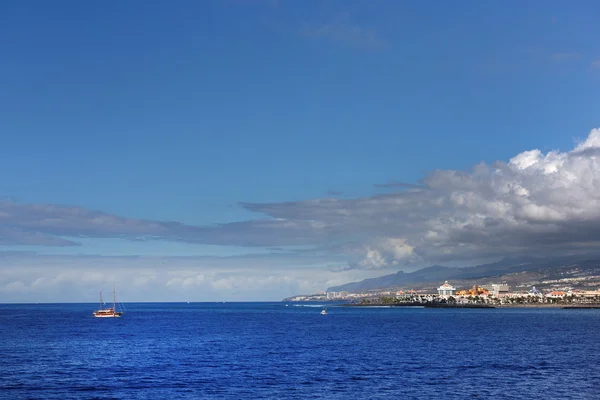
top-left (287, 281), bottom-right (600, 307)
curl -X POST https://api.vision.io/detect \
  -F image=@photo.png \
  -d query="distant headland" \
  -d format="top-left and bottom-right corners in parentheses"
top-left (284, 254), bottom-right (600, 308)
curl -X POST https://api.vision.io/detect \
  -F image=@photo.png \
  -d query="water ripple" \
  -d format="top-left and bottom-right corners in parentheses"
top-left (0, 303), bottom-right (599, 399)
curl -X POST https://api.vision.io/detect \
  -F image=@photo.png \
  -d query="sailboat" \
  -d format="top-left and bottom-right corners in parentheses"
top-left (320, 307), bottom-right (328, 315)
top-left (93, 286), bottom-right (123, 318)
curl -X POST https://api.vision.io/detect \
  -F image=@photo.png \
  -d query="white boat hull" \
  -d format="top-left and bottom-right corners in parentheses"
top-left (94, 287), bottom-right (123, 318)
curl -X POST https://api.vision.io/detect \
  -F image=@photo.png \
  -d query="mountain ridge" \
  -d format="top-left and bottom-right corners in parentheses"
top-left (327, 254), bottom-right (600, 292)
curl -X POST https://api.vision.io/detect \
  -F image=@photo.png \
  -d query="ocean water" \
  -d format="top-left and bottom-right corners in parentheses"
top-left (1, 303), bottom-right (599, 399)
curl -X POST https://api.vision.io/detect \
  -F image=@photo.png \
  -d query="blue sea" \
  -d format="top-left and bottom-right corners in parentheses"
top-left (1, 303), bottom-right (599, 399)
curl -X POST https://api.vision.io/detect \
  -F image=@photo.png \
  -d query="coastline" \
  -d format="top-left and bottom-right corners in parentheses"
top-left (341, 302), bottom-right (600, 309)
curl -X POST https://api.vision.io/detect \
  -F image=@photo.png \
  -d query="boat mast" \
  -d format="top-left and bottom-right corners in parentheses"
top-left (100, 291), bottom-right (103, 309)
top-left (113, 285), bottom-right (116, 311)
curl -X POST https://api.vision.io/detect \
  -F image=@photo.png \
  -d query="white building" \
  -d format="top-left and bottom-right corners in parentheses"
top-left (483, 284), bottom-right (510, 296)
top-left (437, 281), bottom-right (456, 296)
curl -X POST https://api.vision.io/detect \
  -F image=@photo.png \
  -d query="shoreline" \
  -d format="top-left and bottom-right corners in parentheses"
top-left (342, 302), bottom-right (600, 309)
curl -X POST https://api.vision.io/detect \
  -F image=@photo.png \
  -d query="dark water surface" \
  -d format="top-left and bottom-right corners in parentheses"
top-left (1, 303), bottom-right (599, 399)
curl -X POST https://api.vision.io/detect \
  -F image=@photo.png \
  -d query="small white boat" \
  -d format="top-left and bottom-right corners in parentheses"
top-left (320, 308), bottom-right (328, 315)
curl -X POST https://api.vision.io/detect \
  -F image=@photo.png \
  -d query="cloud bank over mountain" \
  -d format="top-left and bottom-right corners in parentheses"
top-left (3, 128), bottom-right (600, 276)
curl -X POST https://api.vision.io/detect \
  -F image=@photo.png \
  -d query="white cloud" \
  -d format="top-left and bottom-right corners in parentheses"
top-left (348, 237), bottom-right (415, 269)
top-left (574, 128), bottom-right (600, 151)
top-left (4, 128), bottom-right (600, 300)
top-left (0, 257), bottom-right (376, 302)
top-left (221, 128), bottom-right (600, 267)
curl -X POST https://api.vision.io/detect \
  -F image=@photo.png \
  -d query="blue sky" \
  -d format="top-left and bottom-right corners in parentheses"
top-left (1, 0), bottom-right (600, 302)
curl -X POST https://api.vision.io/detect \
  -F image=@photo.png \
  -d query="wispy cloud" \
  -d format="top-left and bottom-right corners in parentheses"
top-left (0, 252), bottom-right (374, 302)
top-left (0, 201), bottom-right (185, 245)
top-left (5, 128), bottom-right (600, 275)
top-left (374, 181), bottom-right (427, 190)
top-left (591, 59), bottom-right (600, 69)
top-left (299, 13), bottom-right (384, 50)
top-left (0, 226), bottom-right (78, 247)
top-left (550, 52), bottom-right (580, 62)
